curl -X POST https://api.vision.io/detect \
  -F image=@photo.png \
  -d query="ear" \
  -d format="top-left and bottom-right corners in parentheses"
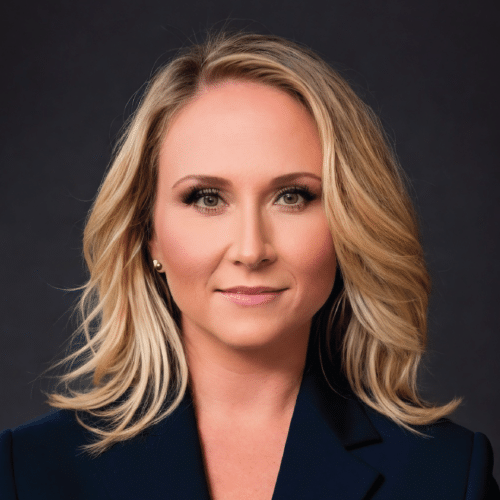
top-left (148, 235), bottom-right (167, 275)
top-left (148, 234), bottom-right (159, 262)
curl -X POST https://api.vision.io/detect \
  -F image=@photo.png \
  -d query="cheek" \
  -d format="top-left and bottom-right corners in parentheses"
top-left (283, 217), bottom-right (336, 291)
top-left (155, 215), bottom-right (216, 291)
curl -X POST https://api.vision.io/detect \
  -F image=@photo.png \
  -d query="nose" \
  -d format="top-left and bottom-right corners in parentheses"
top-left (229, 203), bottom-right (276, 269)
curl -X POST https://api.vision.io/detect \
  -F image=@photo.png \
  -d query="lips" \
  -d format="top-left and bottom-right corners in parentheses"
top-left (218, 286), bottom-right (285, 294)
top-left (218, 288), bottom-right (286, 306)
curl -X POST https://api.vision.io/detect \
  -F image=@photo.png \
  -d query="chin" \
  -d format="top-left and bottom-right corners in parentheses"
top-left (212, 323), bottom-right (291, 351)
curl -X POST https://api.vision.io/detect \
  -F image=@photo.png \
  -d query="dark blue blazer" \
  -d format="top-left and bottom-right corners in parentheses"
top-left (1, 364), bottom-right (499, 499)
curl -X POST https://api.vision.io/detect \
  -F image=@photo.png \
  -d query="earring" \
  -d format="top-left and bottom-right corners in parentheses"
top-left (153, 259), bottom-right (163, 272)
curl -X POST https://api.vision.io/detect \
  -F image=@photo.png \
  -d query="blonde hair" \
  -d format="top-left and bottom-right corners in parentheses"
top-left (46, 29), bottom-right (460, 456)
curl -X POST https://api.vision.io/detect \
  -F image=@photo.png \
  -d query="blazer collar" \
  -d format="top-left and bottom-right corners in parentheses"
top-left (95, 364), bottom-right (382, 500)
top-left (272, 364), bottom-right (382, 499)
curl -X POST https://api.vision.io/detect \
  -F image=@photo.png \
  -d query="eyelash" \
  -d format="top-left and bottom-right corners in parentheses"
top-left (181, 184), bottom-right (317, 215)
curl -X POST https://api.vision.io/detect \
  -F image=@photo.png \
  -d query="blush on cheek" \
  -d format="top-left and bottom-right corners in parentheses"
top-left (157, 220), bottom-right (214, 296)
top-left (302, 232), bottom-right (336, 283)
top-left (161, 235), bottom-right (196, 277)
top-left (299, 218), bottom-right (335, 262)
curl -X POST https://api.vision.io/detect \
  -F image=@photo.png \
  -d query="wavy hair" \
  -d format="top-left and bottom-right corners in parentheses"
top-left (46, 28), bottom-right (460, 456)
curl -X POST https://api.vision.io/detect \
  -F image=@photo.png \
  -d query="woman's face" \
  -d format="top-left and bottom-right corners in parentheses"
top-left (150, 80), bottom-right (336, 355)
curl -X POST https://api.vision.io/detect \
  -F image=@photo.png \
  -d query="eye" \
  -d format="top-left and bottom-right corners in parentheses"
top-left (274, 186), bottom-right (316, 211)
top-left (181, 184), bottom-right (317, 215)
top-left (182, 187), bottom-right (225, 213)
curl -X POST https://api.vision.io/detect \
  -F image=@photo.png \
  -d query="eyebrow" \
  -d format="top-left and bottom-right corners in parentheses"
top-left (172, 172), bottom-right (322, 190)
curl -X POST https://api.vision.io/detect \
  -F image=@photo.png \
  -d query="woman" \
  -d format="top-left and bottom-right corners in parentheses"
top-left (1, 29), bottom-right (498, 499)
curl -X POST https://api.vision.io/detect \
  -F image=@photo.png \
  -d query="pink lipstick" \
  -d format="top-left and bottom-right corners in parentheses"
top-left (218, 288), bottom-right (286, 306)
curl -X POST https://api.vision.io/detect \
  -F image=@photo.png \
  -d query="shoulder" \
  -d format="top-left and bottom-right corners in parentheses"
top-left (365, 404), bottom-right (475, 452)
top-left (5, 407), bottom-right (83, 437)
top-left (0, 409), bottom-right (109, 499)
top-left (2, 408), bottom-right (90, 461)
top-left (357, 405), bottom-right (500, 499)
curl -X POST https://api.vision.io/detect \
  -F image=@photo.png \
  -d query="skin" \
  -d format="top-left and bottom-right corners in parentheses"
top-left (149, 80), bottom-right (337, 429)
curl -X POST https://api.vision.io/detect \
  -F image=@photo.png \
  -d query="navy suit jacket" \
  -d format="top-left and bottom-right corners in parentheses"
top-left (1, 363), bottom-right (499, 499)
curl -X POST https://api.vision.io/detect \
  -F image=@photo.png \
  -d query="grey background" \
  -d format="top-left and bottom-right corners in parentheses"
top-left (1, 0), bottom-right (499, 481)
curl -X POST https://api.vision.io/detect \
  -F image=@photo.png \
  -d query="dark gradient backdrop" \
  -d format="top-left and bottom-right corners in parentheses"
top-left (1, 0), bottom-right (499, 481)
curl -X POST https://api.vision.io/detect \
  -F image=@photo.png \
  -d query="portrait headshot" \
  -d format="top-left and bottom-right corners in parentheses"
top-left (1, 2), bottom-right (499, 499)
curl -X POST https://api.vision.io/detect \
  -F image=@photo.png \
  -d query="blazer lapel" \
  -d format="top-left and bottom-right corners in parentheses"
top-left (272, 366), bottom-right (383, 500)
top-left (93, 364), bottom-right (382, 500)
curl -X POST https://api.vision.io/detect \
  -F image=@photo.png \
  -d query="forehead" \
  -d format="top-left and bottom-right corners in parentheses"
top-left (158, 80), bottom-right (323, 184)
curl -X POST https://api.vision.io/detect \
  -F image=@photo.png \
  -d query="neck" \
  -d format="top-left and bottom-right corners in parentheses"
top-left (183, 321), bottom-right (311, 428)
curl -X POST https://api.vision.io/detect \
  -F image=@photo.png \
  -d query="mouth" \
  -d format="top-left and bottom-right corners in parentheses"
top-left (217, 286), bottom-right (286, 295)
top-left (217, 288), bottom-right (286, 306)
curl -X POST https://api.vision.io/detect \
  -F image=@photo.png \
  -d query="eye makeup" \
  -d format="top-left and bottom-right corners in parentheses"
top-left (180, 183), bottom-right (318, 215)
